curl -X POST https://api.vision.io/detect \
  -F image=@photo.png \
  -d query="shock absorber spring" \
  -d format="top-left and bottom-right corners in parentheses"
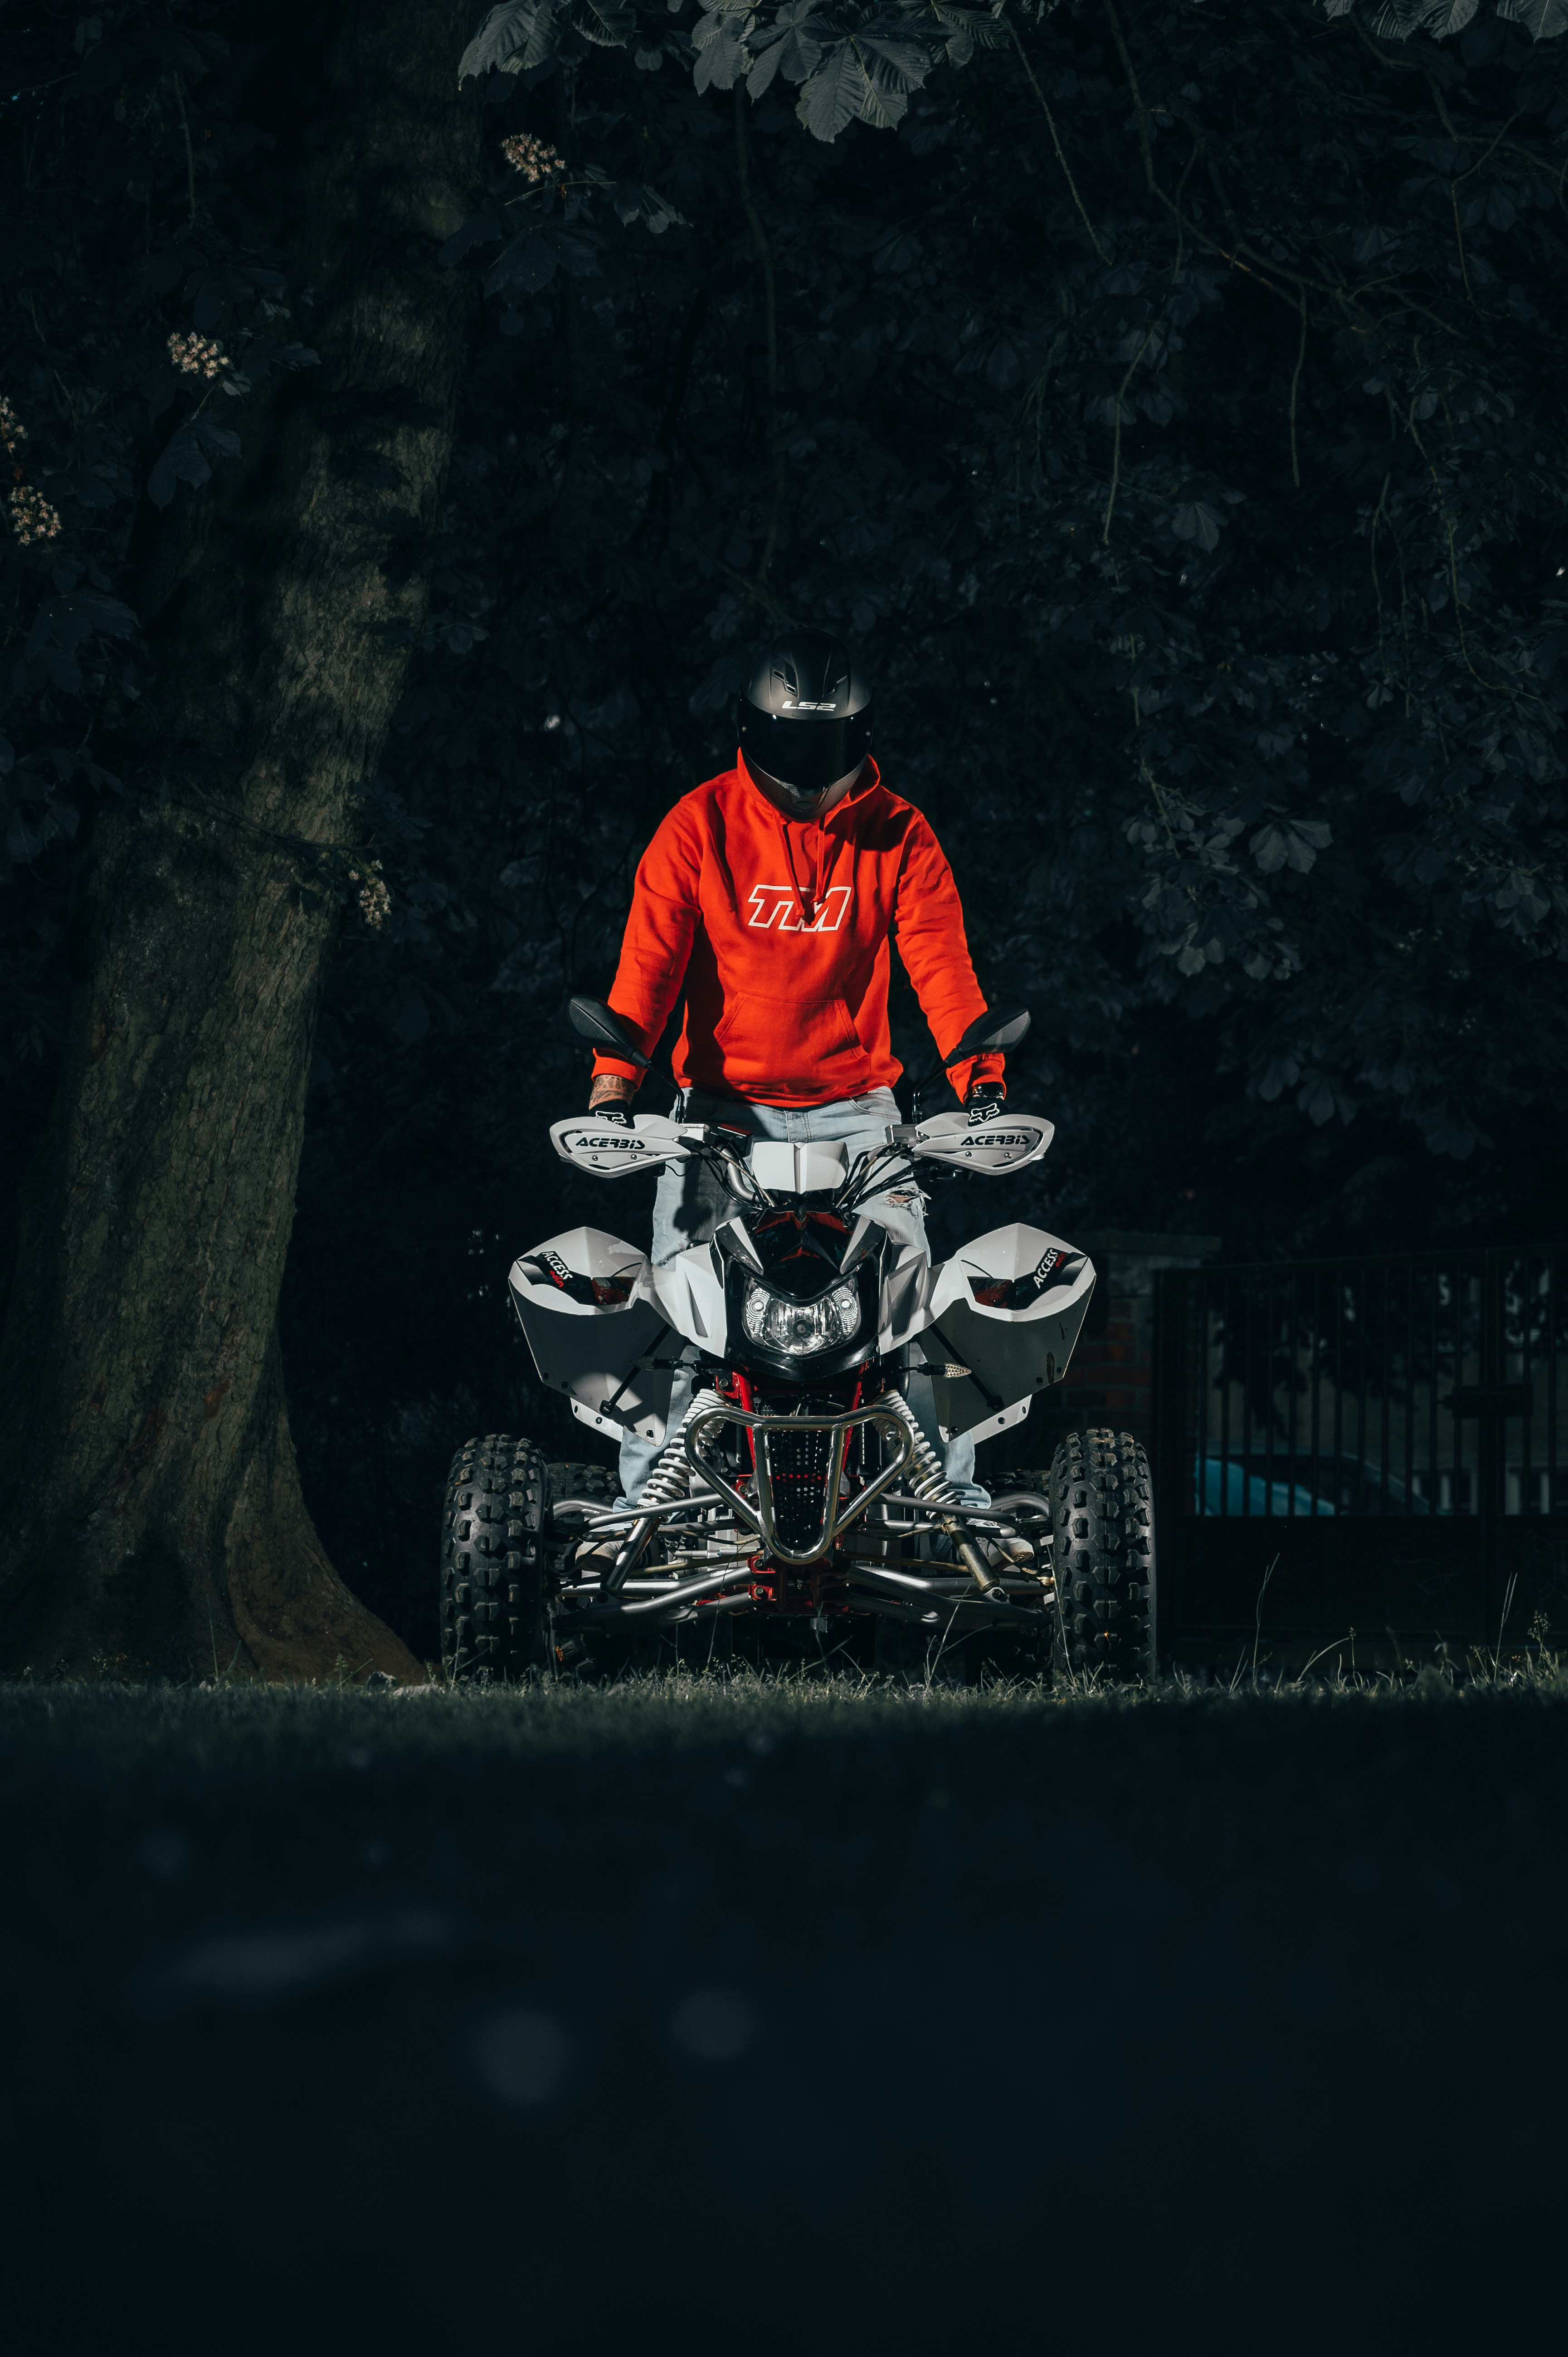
top-left (602, 1386), bottom-right (711, 1593)
top-left (880, 1390), bottom-right (1003, 1597)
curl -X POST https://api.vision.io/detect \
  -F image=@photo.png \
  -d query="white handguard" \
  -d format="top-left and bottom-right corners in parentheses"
top-left (549, 1113), bottom-right (691, 1176)
top-left (901, 1107), bottom-right (1054, 1173)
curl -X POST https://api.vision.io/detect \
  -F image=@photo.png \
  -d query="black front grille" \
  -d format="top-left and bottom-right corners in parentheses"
top-left (760, 1423), bottom-right (836, 1552)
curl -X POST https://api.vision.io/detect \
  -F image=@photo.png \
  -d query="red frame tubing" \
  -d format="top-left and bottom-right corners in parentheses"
top-left (718, 1370), bottom-right (777, 1604)
top-left (716, 1366), bottom-right (881, 1612)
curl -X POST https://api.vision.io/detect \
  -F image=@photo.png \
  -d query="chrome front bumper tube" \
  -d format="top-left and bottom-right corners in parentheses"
top-left (682, 1401), bottom-right (915, 1571)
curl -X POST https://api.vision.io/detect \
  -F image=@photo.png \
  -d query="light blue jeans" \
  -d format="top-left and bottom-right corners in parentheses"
top-left (617, 1086), bottom-right (988, 1509)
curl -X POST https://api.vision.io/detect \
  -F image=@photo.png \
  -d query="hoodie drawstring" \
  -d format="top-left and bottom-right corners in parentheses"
top-left (779, 813), bottom-right (815, 929)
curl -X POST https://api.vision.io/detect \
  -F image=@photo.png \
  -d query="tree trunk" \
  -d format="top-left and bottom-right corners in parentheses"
top-left (0, 3), bottom-right (479, 1681)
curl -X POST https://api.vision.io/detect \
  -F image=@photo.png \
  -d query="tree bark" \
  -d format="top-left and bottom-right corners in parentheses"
top-left (0, 2), bottom-right (479, 1681)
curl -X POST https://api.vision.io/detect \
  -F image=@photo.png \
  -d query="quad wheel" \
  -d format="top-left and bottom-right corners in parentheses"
top-left (1048, 1428), bottom-right (1156, 1684)
top-left (543, 1459), bottom-right (618, 1672)
top-left (548, 1460), bottom-right (618, 1499)
top-left (545, 1459), bottom-right (618, 1549)
top-left (439, 1435), bottom-right (549, 1682)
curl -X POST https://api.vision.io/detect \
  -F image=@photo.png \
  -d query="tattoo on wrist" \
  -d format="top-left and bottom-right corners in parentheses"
top-left (589, 1077), bottom-right (636, 1108)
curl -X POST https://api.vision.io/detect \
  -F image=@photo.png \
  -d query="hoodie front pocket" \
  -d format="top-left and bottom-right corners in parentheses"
top-left (713, 991), bottom-right (874, 1098)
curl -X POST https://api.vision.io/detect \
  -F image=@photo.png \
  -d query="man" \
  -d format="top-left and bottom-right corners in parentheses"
top-left (586, 628), bottom-right (1007, 1506)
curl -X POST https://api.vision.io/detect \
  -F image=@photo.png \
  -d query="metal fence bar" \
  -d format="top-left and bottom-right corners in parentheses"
top-left (1458, 1262), bottom-right (1471, 1513)
top-left (1217, 1274), bottom-right (1231, 1518)
top-left (1404, 1264), bottom-right (1417, 1514)
top-left (1537, 1254), bottom-right (1556, 1508)
top-left (1483, 1254), bottom-right (1502, 1526)
top-left (1428, 1265), bottom-right (1440, 1512)
top-left (1151, 1267), bottom-right (1190, 1533)
top-left (1519, 1254), bottom-right (1532, 1515)
top-left (1262, 1268), bottom-right (1276, 1515)
top-left (1242, 1269), bottom-right (1255, 1517)
top-left (1282, 1273), bottom-right (1292, 1508)
top-left (1332, 1263), bottom-right (1345, 1505)
top-left (1301, 1273), bottom-right (1311, 1508)
top-left (1380, 1261), bottom-right (1392, 1513)
top-left (1355, 1264), bottom-right (1368, 1511)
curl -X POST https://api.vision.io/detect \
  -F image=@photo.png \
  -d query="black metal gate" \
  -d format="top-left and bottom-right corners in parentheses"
top-left (1152, 1248), bottom-right (1568, 1672)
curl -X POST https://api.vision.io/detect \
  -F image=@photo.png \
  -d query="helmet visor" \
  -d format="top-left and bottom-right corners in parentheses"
top-left (737, 706), bottom-right (872, 797)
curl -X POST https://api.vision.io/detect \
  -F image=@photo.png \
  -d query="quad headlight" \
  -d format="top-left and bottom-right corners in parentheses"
top-left (741, 1274), bottom-right (862, 1358)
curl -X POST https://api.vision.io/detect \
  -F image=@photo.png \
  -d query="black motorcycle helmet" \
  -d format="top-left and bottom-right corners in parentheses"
top-left (735, 630), bottom-right (873, 808)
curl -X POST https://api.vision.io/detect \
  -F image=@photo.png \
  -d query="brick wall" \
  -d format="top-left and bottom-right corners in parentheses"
top-left (1036, 1232), bottom-right (1219, 1453)
top-left (1061, 1284), bottom-right (1153, 1441)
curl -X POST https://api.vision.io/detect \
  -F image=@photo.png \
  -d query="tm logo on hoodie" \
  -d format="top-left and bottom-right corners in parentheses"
top-left (746, 883), bottom-right (852, 934)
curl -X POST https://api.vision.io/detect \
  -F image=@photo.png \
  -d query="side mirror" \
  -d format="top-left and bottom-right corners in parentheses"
top-left (567, 996), bottom-right (651, 1071)
top-left (942, 1003), bottom-right (1031, 1066)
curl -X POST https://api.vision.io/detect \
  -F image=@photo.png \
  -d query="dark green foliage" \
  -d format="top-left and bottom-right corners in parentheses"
top-left (333, 0), bottom-right (1568, 1194)
top-left (5, 1), bottom-right (1568, 1647)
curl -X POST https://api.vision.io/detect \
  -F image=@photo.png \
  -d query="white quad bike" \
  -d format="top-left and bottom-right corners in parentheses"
top-left (438, 1000), bottom-right (1156, 1684)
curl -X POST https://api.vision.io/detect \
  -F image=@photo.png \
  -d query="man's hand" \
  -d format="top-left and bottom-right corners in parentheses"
top-left (588, 1076), bottom-right (637, 1123)
top-left (965, 1079), bottom-right (1006, 1124)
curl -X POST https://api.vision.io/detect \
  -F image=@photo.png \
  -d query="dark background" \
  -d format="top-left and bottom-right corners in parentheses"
top-left (4, 0), bottom-right (1566, 1659)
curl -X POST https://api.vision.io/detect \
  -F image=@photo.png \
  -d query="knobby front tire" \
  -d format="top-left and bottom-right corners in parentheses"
top-left (1049, 1428), bottom-right (1156, 1684)
top-left (439, 1435), bottom-right (549, 1682)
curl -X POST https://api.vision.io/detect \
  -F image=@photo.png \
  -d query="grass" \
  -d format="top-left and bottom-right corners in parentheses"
top-left (4, 1666), bottom-right (1567, 2351)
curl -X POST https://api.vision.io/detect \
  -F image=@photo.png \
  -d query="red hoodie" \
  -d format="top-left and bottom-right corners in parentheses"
top-left (591, 754), bottom-right (1003, 1108)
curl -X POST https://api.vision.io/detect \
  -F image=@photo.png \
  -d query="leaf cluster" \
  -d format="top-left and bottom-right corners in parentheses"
top-left (6, 2), bottom-right (1568, 1635)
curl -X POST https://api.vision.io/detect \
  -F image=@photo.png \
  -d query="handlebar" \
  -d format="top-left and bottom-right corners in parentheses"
top-left (548, 1108), bottom-right (1053, 1191)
